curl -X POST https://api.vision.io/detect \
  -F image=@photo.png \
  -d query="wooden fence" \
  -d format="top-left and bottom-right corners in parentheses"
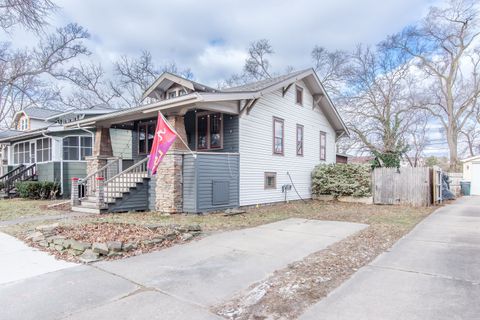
top-left (373, 167), bottom-right (440, 207)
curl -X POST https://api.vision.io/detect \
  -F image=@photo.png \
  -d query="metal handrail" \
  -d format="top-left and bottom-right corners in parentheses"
top-left (105, 157), bottom-right (148, 203)
top-left (78, 157), bottom-right (122, 199)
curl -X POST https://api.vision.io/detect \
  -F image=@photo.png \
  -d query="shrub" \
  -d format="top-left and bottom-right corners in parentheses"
top-left (15, 181), bottom-right (60, 200)
top-left (312, 164), bottom-right (372, 197)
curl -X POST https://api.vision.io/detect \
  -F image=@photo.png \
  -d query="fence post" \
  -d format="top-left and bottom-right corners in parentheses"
top-left (96, 177), bottom-right (105, 209)
top-left (71, 177), bottom-right (80, 206)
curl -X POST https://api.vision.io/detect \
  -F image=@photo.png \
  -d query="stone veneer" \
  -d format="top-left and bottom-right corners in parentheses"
top-left (154, 151), bottom-right (185, 213)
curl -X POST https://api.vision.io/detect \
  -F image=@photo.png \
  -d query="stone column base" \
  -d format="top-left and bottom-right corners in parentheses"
top-left (154, 151), bottom-right (184, 213)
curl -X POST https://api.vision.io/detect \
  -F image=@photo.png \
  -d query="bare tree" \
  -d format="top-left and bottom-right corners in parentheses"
top-left (405, 112), bottom-right (430, 167)
top-left (224, 39), bottom-right (274, 87)
top-left (0, 0), bottom-right (56, 32)
top-left (311, 46), bottom-right (349, 97)
top-left (342, 44), bottom-right (417, 156)
top-left (114, 51), bottom-right (193, 106)
top-left (460, 117), bottom-right (480, 156)
top-left (384, 0), bottom-right (480, 170)
top-left (0, 23), bottom-right (90, 127)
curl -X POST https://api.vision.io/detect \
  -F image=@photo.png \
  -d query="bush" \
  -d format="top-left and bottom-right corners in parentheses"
top-left (15, 181), bottom-right (60, 199)
top-left (312, 164), bottom-right (372, 197)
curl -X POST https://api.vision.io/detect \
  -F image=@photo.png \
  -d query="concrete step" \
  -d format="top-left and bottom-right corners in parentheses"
top-left (71, 206), bottom-right (105, 214)
top-left (78, 200), bottom-right (98, 209)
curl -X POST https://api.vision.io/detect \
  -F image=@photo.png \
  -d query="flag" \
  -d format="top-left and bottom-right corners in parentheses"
top-left (147, 112), bottom-right (177, 174)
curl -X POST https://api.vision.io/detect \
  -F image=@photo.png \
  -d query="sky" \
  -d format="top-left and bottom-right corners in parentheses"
top-left (38, 0), bottom-right (441, 86)
top-left (6, 0), bottom-right (454, 156)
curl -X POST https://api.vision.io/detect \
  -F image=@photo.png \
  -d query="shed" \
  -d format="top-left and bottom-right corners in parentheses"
top-left (461, 155), bottom-right (480, 195)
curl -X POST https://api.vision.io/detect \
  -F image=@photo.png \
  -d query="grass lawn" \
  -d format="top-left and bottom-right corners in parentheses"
top-left (0, 199), bottom-right (68, 222)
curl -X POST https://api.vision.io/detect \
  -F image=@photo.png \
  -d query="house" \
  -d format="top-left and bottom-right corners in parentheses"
top-left (461, 155), bottom-right (480, 195)
top-left (336, 153), bottom-right (349, 164)
top-left (0, 107), bottom-right (132, 197)
top-left (65, 68), bottom-right (348, 213)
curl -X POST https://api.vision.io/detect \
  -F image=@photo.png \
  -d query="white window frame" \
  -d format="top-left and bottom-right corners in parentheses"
top-left (62, 135), bottom-right (93, 162)
top-left (12, 141), bottom-right (31, 165)
top-left (35, 137), bottom-right (52, 163)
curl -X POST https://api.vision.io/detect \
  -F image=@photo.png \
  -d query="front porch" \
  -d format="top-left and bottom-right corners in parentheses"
top-left (71, 104), bottom-right (240, 214)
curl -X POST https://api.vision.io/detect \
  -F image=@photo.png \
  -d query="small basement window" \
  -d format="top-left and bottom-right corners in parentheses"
top-left (296, 85), bottom-right (303, 105)
top-left (264, 172), bottom-right (277, 189)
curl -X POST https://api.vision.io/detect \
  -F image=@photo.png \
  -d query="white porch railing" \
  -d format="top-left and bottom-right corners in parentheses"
top-left (104, 157), bottom-right (149, 203)
top-left (78, 157), bottom-right (122, 200)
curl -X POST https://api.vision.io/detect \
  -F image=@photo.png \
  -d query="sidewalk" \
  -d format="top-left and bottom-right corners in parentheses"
top-left (300, 196), bottom-right (480, 320)
top-left (0, 232), bottom-right (76, 285)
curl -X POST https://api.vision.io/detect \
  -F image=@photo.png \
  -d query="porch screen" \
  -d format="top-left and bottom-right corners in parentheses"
top-left (13, 141), bottom-right (30, 164)
top-left (36, 138), bottom-right (52, 162)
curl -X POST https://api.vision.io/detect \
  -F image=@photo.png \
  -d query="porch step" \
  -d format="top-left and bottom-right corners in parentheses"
top-left (71, 206), bottom-right (106, 214)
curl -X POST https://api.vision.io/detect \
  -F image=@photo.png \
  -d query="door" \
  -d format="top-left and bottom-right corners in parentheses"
top-left (471, 162), bottom-right (480, 195)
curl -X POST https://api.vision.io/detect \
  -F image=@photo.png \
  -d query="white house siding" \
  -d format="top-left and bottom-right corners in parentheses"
top-left (238, 80), bottom-right (336, 206)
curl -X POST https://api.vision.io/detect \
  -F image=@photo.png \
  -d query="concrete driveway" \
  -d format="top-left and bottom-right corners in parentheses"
top-left (300, 196), bottom-right (480, 320)
top-left (0, 232), bottom-right (76, 285)
top-left (0, 218), bottom-right (367, 320)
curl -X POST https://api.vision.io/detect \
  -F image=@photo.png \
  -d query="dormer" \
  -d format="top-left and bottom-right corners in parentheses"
top-left (12, 107), bottom-right (62, 131)
top-left (142, 72), bottom-right (218, 102)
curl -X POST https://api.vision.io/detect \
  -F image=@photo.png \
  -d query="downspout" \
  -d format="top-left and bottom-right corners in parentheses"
top-left (42, 131), bottom-right (63, 195)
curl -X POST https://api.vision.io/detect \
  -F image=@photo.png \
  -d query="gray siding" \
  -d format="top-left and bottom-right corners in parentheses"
top-left (62, 162), bottom-right (87, 197)
top-left (108, 179), bottom-right (150, 212)
top-left (182, 153), bottom-right (239, 213)
top-left (182, 155), bottom-right (197, 212)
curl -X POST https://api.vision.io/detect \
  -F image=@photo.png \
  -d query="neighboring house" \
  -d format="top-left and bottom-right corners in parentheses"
top-left (66, 68), bottom-right (349, 213)
top-left (0, 107), bottom-right (132, 196)
top-left (336, 153), bottom-right (349, 164)
top-left (461, 155), bottom-right (480, 195)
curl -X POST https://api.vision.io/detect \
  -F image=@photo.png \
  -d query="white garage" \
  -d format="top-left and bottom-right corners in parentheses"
top-left (461, 156), bottom-right (480, 195)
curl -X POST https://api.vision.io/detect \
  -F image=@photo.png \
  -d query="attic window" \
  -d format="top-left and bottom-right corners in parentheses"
top-left (168, 91), bottom-right (177, 99)
top-left (18, 116), bottom-right (28, 131)
top-left (296, 85), bottom-right (303, 105)
top-left (179, 89), bottom-right (187, 96)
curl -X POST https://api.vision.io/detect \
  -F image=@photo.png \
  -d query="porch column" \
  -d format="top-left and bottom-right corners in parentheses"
top-left (86, 127), bottom-right (113, 177)
top-left (154, 115), bottom-right (188, 213)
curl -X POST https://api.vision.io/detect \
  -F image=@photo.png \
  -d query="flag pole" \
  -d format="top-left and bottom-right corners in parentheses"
top-left (158, 111), bottom-right (197, 158)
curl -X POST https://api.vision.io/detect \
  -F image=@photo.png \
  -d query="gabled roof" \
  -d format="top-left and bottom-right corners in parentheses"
top-left (223, 69), bottom-right (307, 92)
top-left (20, 107), bottom-right (62, 120)
top-left (142, 72), bottom-right (218, 100)
top-left (66, 68), bottom-right (349, 136)
top-left (461, 155), bottom-right (480, 163)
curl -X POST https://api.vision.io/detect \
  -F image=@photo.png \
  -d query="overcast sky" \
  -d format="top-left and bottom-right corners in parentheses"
top-left (38, 0), bottom-right (440, 85)
top-left (6, 0), bottom-right (450, 156)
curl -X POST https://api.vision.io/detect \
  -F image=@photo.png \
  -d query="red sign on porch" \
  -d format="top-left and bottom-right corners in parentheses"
top-left (147, 112), bottom-right (177, 175)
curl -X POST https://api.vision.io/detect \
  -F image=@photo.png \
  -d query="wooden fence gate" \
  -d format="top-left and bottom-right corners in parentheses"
top-left (372, 167), bottom-right (434, 206)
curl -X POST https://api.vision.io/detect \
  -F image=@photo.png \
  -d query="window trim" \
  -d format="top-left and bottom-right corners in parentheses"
top-left (195, 112), bottom-right (224, 151)
top-left (264, 172), bottom-right (277, 189)
top-left (137, 120), bottom-right (157, 155)
top-left (320, 131), bottom-right (327, 161)
top-left (12, 141), bottom-right (31, 165)
top-left (35, 137), bottom-right (52, 163)
top-left (295, 85), bottom-right (303, 106)
top-left (62, 135), bottom-right (92, 162)
top-left (296, 124), bottom-right (304, 156)
top-left (272, 117), bottom-right (285, 155)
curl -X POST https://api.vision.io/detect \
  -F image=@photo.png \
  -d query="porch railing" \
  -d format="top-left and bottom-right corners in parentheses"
top-left (0, 165), bottom-right (25, 185)
top-left (104, 157), bottom-right (148, 203)
top-left (2, 163), bottom-right (37, 195)
top-left (78, 157), bottom-right (122, 199)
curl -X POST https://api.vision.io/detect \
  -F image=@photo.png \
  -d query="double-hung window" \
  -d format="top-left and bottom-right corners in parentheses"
top-left (36, 138), bottom-right (52, 162)
top-left (63, 136), bottom-right (92, 161)
top-left (196, 113), bottom-right (223, 150)
top-left (138, 121), bottom-right (157, 154)
top-left (320, 131), bottom-right (326, 161)
top-left (296, 85), bottom-right (303, 105)
top-left (296, 124), bottom-right (304, 156)
top-left (273, 117), bottom-right (284, 155)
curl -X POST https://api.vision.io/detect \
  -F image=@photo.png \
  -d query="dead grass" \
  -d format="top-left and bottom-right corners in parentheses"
top-left (0, 199), bottom-right (67, 222)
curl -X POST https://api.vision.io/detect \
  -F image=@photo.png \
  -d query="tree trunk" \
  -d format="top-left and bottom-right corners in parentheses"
top-left (447, 127), bottom-right (459, 171)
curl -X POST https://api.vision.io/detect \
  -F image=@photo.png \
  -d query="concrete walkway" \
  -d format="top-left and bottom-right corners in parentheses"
top-left (0, 218), bottom-right (367, 320)
top-left (300, 196), bottom-right (480, 320)
top-left (0, 232), bottom-right (76, 285)
top-left (0, 211), bottom-right (94, 227)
